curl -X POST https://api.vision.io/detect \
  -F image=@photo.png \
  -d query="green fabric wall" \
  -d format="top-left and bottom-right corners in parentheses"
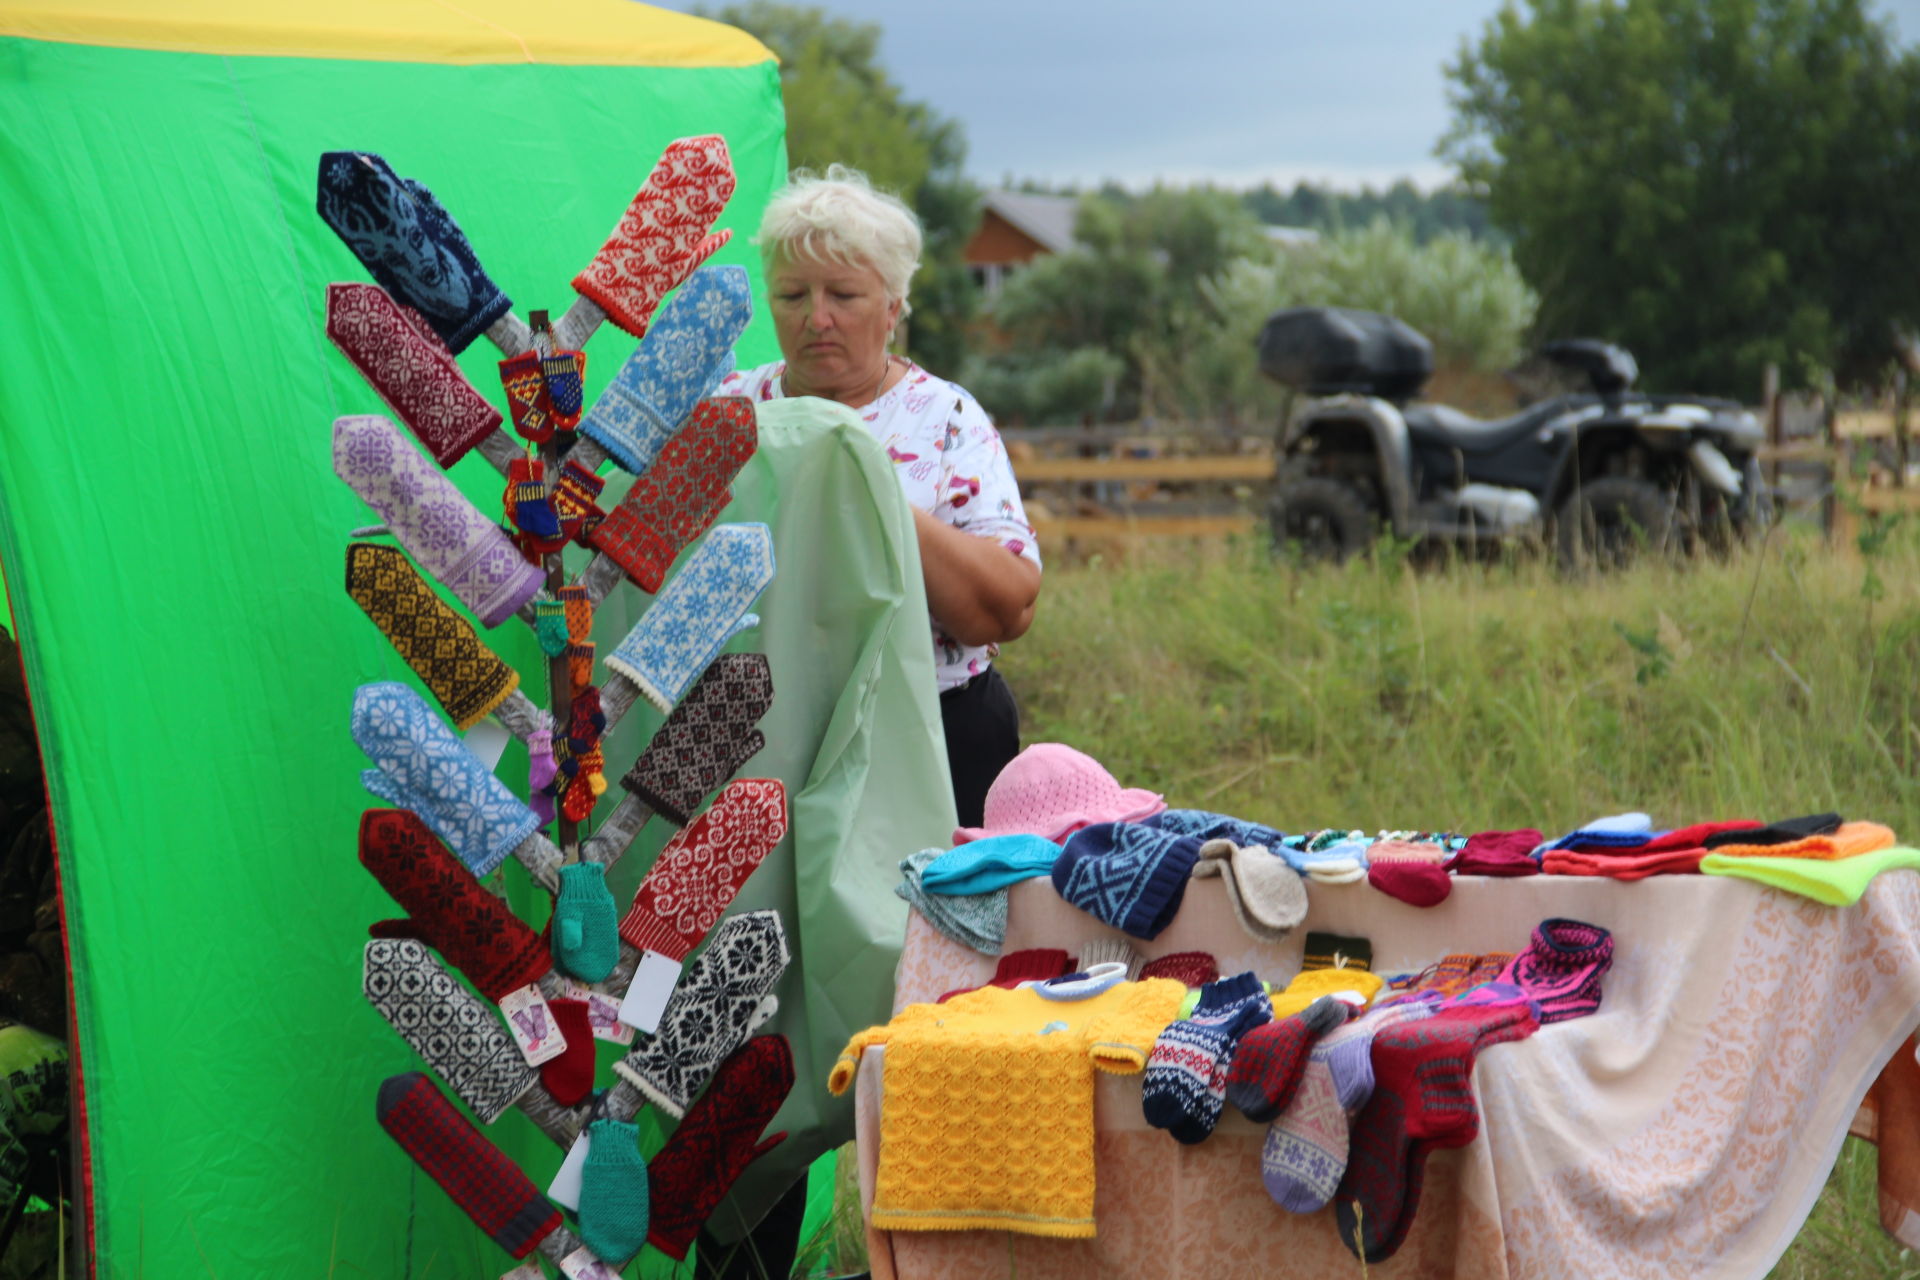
top-left (0, 36), bottom-right (790, 1277)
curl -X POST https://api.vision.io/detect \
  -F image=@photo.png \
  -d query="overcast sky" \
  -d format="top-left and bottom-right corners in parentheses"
top-left (657, 0), bottom-right (1920, 191)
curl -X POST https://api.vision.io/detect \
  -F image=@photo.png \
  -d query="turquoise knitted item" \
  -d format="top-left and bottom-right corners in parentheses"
top-left (920, 833), bottom-right (1061, 896)
top-left (552, 862), bottom-right (618, 982)
top-left (894, 849), bottom-right (1006, 954)
top-left (578, 1118), bottom-right (650, 1264)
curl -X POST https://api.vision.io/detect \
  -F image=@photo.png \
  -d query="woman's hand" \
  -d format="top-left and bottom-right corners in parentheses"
top-left (911, 508), bottom-right (1041, 646)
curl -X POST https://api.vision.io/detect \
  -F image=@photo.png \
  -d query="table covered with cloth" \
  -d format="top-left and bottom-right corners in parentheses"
top-left (852, 869), bottom-right (1920, 1279)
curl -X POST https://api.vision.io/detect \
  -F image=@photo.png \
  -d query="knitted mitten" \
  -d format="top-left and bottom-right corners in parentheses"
top-left (376, 1072), bottom-right (561, 1259)
top-left (1138, 951), bottom-right (1220, 988)
top-left (346, 543), bottom-right (519, 731)
top-left (358, 809), bottom-right (549, 1000)
top-left (1496, 918), bottom-right (1613, 1023)
top-left (498, 351), bottom-right (554, 444)
top-left (1051, 822), bottom-right (1203, 939)
top-left (541, 349), bottom-right (587, 431)
top-left (325, 282), bottom-right (502, 466)
top-left (505, 457), bottom-right (563, 541)
top-left (579, 1118), bottom-right (650, 1265)
top-left (316, 152), bottom-right (511, 354)
top-left (1193, 839), bottom-right (1307, 942)
top-left (552, 862), bottom-right (619, 983)
top-left (572, 136), bottom-right (736, 341)
top-left (353, 683), bottom-right (539, 877)
top-left (553, 459), bottom-right (607, 544)
top-left (579, 265), bottom-right (751, 475)
top-left (528, 717), bottom-right (557, 826)
top-left (613, 911), bottom-right (789, 1117)
top-left (590, 397), bottom-right (758, 593)
top-left (1141, 972), bottom-right (1272, 1144)
top-left (1225, 995), bottom-right (1350, 1122)
top-left (622, 654), bottom-right (773, 824)
top-left (363, 939), bottom-right (537, 1123)
top-left (333, 415), bottom-right (544, 627)
top-left (646, 1035), bottom-right (794, 1261)
top-left (619, 779), bottom-right (788, 961)
top-left (604, 524), bottom-right (775, 714)
top-left (528, 598), bottom-right (566, 655)
top-left (539, 998), bottom-right (596, 1107)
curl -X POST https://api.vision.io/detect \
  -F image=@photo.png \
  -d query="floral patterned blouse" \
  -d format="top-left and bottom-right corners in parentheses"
top-left (720, 360), bottom-right (1042, 692)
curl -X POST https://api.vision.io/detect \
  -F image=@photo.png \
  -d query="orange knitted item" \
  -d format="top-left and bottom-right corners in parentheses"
top-left (1707, 821), bottom-right (1896, 861)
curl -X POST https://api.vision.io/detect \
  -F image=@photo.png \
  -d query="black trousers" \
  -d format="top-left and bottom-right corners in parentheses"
top-left (940, 667), bottom-right (1021, 830)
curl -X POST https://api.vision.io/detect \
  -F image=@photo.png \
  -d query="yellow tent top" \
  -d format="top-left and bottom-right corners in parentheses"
top-left (0, 0), bottom-right (776, 66)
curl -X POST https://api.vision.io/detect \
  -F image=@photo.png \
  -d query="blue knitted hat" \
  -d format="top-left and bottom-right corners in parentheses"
top-left (1051, 822), bottom-right (1201, 939)
top-left (1147, 808), bottom-right (1287, 850)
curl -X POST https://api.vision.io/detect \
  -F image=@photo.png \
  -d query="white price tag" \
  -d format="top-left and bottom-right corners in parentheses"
top-left (500, 1264), bottom-right (543, 1280)
top-left (616, 950), bottom-right (682, 1035)
top-left (499, 984), bottom-right (568, 1067)
top-left (563, 980), bottom-right (634, 1045)
top-left (464, 720), bottom-right (511, 773)
top-left (546, 1131), bottom-right (590, 1211)
top-left (560, 1246), bottom-right (621, 1279)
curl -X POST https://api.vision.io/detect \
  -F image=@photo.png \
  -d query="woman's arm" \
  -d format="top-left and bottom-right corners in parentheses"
top-left (913, 507), bottom-right (1042, 646)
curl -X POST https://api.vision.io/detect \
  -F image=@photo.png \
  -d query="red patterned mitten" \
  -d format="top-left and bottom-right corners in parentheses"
top-left (326, 282), bottom-right (503, 468)
top-left (572, 135), bottom-right (736, 340)
top-left (645, 1035), bottom-right (794, 1260)
top-left (588, 397), bottom-right (757, 593)
top-left (498, 351), bottom-right (554, 444)
top-left (619, 779), bottom-right (788, 961)
top-left (552, 459), bottom-right (607, 544)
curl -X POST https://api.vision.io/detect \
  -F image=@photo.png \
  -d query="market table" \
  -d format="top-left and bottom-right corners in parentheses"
top-left (853, 869), bottom-right (1920, 1279)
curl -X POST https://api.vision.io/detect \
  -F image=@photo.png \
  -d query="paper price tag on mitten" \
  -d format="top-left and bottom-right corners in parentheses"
top-left (562, 980), bottom-right (635, 1045)
top-left (498, 984), bottom-right (568, 1066)
top-left (546, 1131), bottom-right (589, 1210)
top-left (616, 949), bottom-right (682, 1035)
top-left (560, 1247), bottom-right (621, 1280)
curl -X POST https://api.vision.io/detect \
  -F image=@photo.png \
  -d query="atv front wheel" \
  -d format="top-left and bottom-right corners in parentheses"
top-left (1269, 478), bottom-right (1375, 562)
top-left (1555, 476), bottom-right (1685, 569)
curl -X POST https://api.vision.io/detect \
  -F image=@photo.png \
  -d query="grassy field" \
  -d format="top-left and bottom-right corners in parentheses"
top-left (983, 521), bottom-right (1920, 1279)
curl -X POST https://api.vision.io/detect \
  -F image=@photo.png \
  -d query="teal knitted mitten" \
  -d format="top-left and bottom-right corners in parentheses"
top-left (534, 600), bottom-right (570, 657)
top-left (553, 862), bottom-right (619, 982)
top-left (578, 1118), bottom-right (650, 1264)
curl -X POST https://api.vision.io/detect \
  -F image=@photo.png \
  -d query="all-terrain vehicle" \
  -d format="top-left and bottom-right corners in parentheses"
top-left (1258, 307), bottom-right (1771, 564)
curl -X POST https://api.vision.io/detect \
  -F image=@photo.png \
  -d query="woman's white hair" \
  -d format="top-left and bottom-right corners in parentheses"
top-left (757, 164), bottom-right (923, 318)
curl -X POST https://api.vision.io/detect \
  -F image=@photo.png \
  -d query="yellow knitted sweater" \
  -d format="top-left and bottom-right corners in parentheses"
top-left (828, 978), bottom-right (1185, 1238)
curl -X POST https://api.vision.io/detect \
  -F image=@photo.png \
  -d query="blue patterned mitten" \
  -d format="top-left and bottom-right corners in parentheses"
top-left (316, 152), bottom-right (511, 354)
top-left (352, 682), bottom-right (538, 877)
top-left (579, 265), bottom-right (751, 475)
top-left (604, 524), bottom-right (775, 713)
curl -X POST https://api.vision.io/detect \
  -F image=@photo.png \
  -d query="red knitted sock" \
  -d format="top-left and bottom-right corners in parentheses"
top-left (1225, 995), bottom-right (1351, 1121)
top-left (539, 997), bottom-right (596, 1106)
top-left (936, 948), bottom-right (1073, 1003)
top-left (1138, 950), bottom-right (1221, 988)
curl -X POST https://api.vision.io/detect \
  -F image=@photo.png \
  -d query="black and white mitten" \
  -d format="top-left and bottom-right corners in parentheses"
top-left (364, 938), bottom-right (538, 1124)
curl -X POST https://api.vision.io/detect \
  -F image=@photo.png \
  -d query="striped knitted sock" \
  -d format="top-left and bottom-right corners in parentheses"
top-left (1141, 971), bottom-right (1270, 1144)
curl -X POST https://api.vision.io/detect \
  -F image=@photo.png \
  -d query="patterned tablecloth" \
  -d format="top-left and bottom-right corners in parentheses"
top-left (853, 870), bottom-right (1920, 1279)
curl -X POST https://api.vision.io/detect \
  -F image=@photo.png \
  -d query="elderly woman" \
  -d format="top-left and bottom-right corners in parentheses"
top-left (721, 165), bottom-right (1043, 829)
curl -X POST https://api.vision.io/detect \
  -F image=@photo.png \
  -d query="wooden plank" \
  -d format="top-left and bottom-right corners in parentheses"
top-left (1031, 515), bottom-right (1258, 541)
top-left (1020, 455), bottom-right (1276, 484)
top-left (1836, 409), bottom-right (1897, 439)
top-left (1755, 441), bottom-right (1835, 463)
top-left (1855, 487), bottom-right (1920, 514)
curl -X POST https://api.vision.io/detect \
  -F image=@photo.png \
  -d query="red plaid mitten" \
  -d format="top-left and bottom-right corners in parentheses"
top-left (572, 135), bottom-right (736, 340)
top-left (553, 459), bottom-right (607, 544)
top-left (645, 1035), bottom-right (794, 1260)
top-left (376, 1072), bottom-right (562, 1260)
top-left (498, 351), bottom-right (554, 444)
top-left (589, 397), bottom-right (757, 594)
top-left (325, 283), bottom-right (504, 468)
top-left (541, 349), bottom-right (587, 431)
top-left (619, 779), bottom-right (788, 961)
top-left (359, 810), bottom-right (550, 1002)
top-left (621, 654), bottom-right (773, 825)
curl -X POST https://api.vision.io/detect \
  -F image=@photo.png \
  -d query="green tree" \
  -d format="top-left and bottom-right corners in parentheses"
top-left (700, 3), bottom-right (981, 372)
top-left (1443, 0), bottom-right (1920, 395)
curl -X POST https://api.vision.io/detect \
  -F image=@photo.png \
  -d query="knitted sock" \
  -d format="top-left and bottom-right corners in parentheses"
top-left (1302, 933), bottom-right (1372, 973)
top-left (498, 351), bottom-right (554, 443)
top-left (937, 948), bottom-right (1073, 1003)
top-left (534, 600), bottom-right (570, 657)
top-left (539, 998), bottom-right (596, 1106)
top-left (553, 459), bottom-right (606, 543)
top-left (1077, 937), bottom-right (1145, 979)
top-left (1141, 972), bottom-right (1271, 1144)
top-left (552, 862), bottom-right (619, 982)
top-left (1464, 952), bottom-right (1513, 988)
top-left (506, 457), bottom-right (562, 540)
top-left (376, 1072), bottom-right (560, 1260)
top-left (1410, 953), bottom-right (1475, 999)
top-left (578, 1118), bottom-right (650, 1265)
top-left (345, 543), bottom-right (520, 731)
top-left (1226, 995), bottom-right (1350, 1122)
top-left (1138, 951), bottom-right (1220, 988)
top-left (1446, 828), bottom-right (1544, 877)
top-left (1260, 1003), bottom-right (1433, 1214)
top-left (1700, 845), bottom-right (1920, 906)
top-left (1270, 966), bottom-right (1383, 1019)
top-left (1705, 820), bottom-right (1895, 861)
top-left (1702, 812), bottom-right (1842, 849)
top-left (541, 350), bottom-right (587, 431)
top-left (1368, 860), bottom-right (1452, 907)
top-left (1497, 918), bottom-right (1612, 1023)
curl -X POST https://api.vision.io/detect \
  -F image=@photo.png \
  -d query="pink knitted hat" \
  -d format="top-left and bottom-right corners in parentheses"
top-left (952, 743), bottom-right (1165, 844)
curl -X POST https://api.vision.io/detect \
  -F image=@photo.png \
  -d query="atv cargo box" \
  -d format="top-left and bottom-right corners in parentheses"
top-left (1257, 306), bottom-right (1433, 401)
